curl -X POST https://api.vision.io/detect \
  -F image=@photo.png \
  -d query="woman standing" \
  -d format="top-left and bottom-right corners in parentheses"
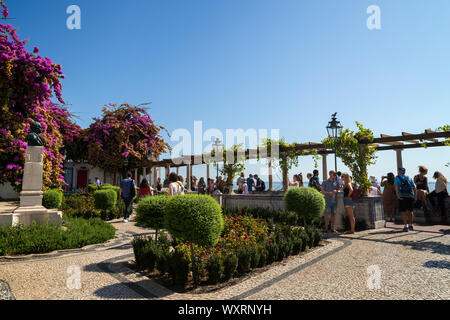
top-left (168, 173), bottom-right (184, 196)
top-left (156, 177), bottom-right (162, 193)
top-left (198, 177), bottom-right (206, 194)
top-left (342, 173), bottom-right (356, 234)
top-left (414, 166), bottom-right (429, 209)
top-left (138, 178), bottom-right (151, 201)
top-left (427, 172), bottom-right (448, 225)
top-left (288, 174), bottom-right (300, 188)
top-left (381, 173), bottom-right (397, 222)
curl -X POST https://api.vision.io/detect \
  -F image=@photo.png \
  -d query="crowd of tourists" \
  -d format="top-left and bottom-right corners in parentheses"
top-left (116, 166), bottom-right (448, 228)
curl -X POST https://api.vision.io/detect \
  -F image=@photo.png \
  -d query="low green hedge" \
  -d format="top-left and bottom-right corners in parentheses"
top-left (43, 189), bottom-right (63, 209)
top-left (0, 217), bottom-right (116, 256)
top-left (284, 187), bottom-right (325, 224)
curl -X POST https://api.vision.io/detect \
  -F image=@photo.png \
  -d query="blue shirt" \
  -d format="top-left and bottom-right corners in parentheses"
top-left (247, 178), bottom-right (255, 191)
top-left (120, 178), bottom-right (136, 199)
top-left (394, 175), bottom-right (416, 198)
top-left (322, 178), bottom-right (340, 200)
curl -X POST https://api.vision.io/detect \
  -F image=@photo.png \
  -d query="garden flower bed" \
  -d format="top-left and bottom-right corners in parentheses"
top-left (132, 211), bottom-right (324, 293)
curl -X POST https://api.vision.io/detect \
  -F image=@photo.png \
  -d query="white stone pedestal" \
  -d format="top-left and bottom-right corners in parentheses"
top-left (10, 146), bottom-right (62, 226)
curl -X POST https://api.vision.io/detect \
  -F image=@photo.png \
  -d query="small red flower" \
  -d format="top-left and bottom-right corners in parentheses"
top-left (238, 211), bottom-right (242, 215)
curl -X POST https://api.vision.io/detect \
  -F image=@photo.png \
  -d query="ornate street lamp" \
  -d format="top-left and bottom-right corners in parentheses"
top-left (326, 112), bottom-right (343, 172)
top-left (212, 138), bottom-right (223, 179)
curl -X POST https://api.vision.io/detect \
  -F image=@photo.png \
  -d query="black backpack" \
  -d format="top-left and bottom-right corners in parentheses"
top-left (129, 179), bottom-right (136, 199)
top-left (398, 175), bottom-right (413, 196)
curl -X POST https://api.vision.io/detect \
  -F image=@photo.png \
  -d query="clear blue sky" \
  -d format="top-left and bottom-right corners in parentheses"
top-left (7, 0), bottom-right (450, 183)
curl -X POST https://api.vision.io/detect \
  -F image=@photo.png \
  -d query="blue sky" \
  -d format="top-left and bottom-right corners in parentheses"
top-left (7, 0), bottom-right (450, 182)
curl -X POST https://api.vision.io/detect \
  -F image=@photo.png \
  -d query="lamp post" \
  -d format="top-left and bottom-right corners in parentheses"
top-left (326, 113), bottom-right (343, 172)
top-left (212, 138), bottom-right (223, 179)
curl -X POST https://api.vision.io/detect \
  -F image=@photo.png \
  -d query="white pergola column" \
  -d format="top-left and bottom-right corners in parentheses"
top-left (268, 158), bottom-right (273, 191)
top-left (322, 154), bottom-right (328, 181)
top-left (396, 149), bottom-right (403, 169)
top-left (187, 164), bottom-right (192, 191)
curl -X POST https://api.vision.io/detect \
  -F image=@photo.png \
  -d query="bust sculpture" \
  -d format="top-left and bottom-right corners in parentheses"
top-left (27, 121), bottom-right (43, 147)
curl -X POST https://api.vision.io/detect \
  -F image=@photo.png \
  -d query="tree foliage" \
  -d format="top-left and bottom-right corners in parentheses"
top-left (322, 122), bottom-right (377, 195)
top-left (85, 103), bottom-right (170, 176)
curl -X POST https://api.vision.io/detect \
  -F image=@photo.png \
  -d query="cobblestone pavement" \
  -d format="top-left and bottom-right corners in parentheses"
top-left (0, 217), bottom-right (449, 300)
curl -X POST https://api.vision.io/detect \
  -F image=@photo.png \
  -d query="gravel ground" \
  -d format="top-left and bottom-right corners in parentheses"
top-left (0, 216), bottom-right (449, 300)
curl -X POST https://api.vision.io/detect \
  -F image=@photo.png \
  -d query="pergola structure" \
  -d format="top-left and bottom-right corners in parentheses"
top-left (141, 129), bottom-right (449, 191)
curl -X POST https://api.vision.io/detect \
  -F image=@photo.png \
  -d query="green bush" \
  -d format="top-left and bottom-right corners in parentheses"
top-left (135, 196), bottom-right (168, 229)
top-left (249, 246), bottom-right (261, 269)
top-left (168, 249), bottom-right (190, 286)
top-left (223, 254), bottom-right (238, 280)
top-left (43, 189), bottom-right (63, 209)
top-left (164, 195), bottom-right (224, 248)
top-left (88, 184), bottom-right (98, 193)
top-left (206, 253), bottom-right (224, 284)
top-left (266, 242), bottom-right (279, 264)
top-left (0, 217), bottom-right (115, 256)
top-left (237, 247), bottom-right (252, 274)
top-left (278, 239), bottom-right (293, 260)
top-left (99, 184), bottom-right (120, 199)
top-left (300, 232), bottom-right (309, 251)
top-left (258, 247), bottom-right (268, 268)
top-left (156, 250), bottom-right (169, 275)
top-left (292, 237), bottom-right (303, 255)
top-left (192, 255), bottom-right (206, 287)
top-left (284, 187), bottom-right (325, 225)
top-left (94, 189), bottom-right (117, 211)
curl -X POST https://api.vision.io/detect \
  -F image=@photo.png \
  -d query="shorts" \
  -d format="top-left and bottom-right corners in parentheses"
top-left (343, 198), bottom-right (355, 207)
top-left (398, 197), bottom-right (414, 212)
top-left (324, 199), bottom-right (337, 214)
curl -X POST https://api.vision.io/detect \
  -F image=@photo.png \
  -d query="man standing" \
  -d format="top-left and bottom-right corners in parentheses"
top-left (95, 177), bottom-right (102, 189)
top-left (120, 172), bottom-right (136, 223)
top-left (247, 174), bottom-right (255, 193)
top-left (322, 170), bottom-right (340, 233)
top-left (394, 168), bottom-right (417, 232)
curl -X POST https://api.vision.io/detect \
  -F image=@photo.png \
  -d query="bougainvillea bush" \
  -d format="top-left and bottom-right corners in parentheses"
top-left (85, 103), bottom-right (170, 179)
top-left (0, 1), bottom-right (81, 190)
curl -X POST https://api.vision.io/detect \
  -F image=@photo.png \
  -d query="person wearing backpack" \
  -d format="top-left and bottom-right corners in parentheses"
top-left (308, 169), bottom-right (322, 192)
top-left (394, 167), bottom-right (417, 232)
top-left (119, 172), bottom-right (136, 223)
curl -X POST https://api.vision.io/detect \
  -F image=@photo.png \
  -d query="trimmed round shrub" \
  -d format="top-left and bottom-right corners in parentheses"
top-left (94, 189), bottom-right (117, 211)
top-left (206, 253), bottom-right (224, 284)
top-left (223, 254), bottom-right (238, 280)
top-left (164, 195), bottom-right (224, 248)
top-left (99, 184), bottom-right (120, 198)
top-left (135, 196), bottom-right (168, 229)
top-left (43, 189), bottom-right (63, 209)
top-left (284, 187), bottom-right (325, 224)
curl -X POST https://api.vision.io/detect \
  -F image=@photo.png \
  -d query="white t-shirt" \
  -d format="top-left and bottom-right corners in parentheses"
top-left (242, 183), bottom-right (249, 195)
